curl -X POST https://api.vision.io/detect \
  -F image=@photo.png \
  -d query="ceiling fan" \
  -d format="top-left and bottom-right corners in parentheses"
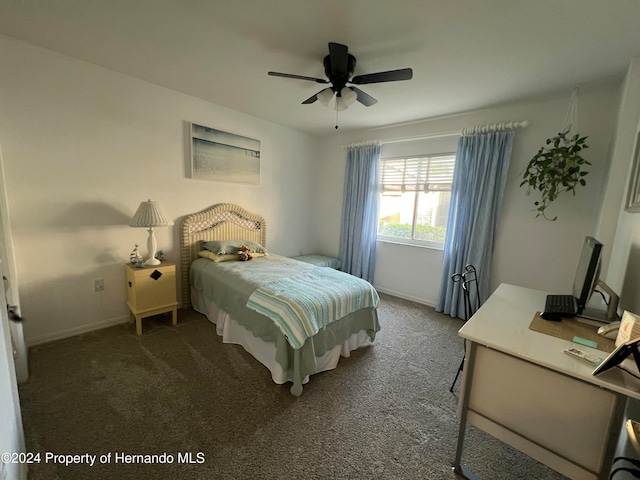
top-left (268, 42), bottom-right (413, 114)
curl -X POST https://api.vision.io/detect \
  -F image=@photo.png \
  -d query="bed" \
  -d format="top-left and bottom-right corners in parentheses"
top-left (180, 203), bottom-right (380, 396)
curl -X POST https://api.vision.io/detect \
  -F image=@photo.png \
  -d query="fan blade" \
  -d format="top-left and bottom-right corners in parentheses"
top-left (268, 71), bottom-right (329, 84)
top-left (350, 87), bottom-right (378, 107)
top-left (328, 42), bottom-right (349, 78)
top-left (351, 68), bottom-right (413, 85)
top-left (301, 93), bottom-right (318, 104)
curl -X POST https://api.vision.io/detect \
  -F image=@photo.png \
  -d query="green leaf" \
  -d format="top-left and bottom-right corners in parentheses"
top-left (520, 132), bottom-right (590, 221)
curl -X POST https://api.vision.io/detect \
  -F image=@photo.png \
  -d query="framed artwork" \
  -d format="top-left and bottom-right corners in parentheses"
top-left (189, 123), bottom-right (260, 184)
top-left (627, 131), bottom-right (640, 212)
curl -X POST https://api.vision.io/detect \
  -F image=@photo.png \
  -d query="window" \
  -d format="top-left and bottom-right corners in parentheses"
top-left (377, 153), bottom-right (456, 247)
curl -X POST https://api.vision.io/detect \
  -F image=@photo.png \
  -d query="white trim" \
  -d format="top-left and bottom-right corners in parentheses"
top-left (26, 315), bottom-right (129, 347)
top-left (0, 133), bottom-right (28, 383)
top-left (376, 237), bottom-right (444, 250)
top-left (0, 138), bottom-right (19, 311)
top-left (374, 286), bottom-right (437, 308)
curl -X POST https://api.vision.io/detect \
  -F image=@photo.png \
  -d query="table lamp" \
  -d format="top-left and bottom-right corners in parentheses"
top-left (129, 199), bottom-right (174, 266)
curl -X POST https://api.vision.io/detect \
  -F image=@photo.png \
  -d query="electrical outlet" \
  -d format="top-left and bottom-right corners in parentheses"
top-left (93, 279), bottom-right (104, 292)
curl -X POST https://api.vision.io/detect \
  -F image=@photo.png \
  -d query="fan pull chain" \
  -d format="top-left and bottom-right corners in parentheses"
top-left (335, 108), bottom-right (339, 129)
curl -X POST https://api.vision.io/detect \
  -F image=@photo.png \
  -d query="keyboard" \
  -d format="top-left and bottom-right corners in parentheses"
top-left (544, 294), bottom-right (577, 316)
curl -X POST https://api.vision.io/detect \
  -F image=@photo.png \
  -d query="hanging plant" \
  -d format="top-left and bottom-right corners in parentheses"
top-left (520, 133), bottom-right (590, 220)
top-left (520, 88), bottom-right (590, 221)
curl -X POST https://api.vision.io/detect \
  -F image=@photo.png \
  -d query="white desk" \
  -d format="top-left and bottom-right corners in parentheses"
top-left (454, 283), bottom-right (640, 480)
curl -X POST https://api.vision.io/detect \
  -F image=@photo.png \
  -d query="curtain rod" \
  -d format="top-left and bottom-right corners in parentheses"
top-left (381, 131), bottom-right (460, 144)
top-left (343, 133), bottom-right (455, 148)
top-left (343, 120), bottom-right (529, 148)
top-left (460, 120), bottom-right (529, 136)
top-left (342, 139), bottom-right (381, 149)
top-left (381, 120), bottom-right (529, 144)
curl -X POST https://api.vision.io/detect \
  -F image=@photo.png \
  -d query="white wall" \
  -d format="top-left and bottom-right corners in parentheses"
top-left (0, 35), bottom-right (321, 345)
top-left (316, 84), bottom-right (621, 306)
top-left (601, 58), bottom-right (640, 316)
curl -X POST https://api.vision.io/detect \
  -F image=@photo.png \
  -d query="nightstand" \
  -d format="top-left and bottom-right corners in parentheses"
top-left (125, 261), bottom-right (178, 335)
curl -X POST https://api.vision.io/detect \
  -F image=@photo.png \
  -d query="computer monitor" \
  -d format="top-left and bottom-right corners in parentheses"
top-left (572, 237), bottom-right (602, 314)
top-left (573, 236), bottom-right (620, 322)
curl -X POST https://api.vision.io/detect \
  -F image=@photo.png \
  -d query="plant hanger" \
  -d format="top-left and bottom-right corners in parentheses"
top-left (560, 87), bottom-right (579, 139)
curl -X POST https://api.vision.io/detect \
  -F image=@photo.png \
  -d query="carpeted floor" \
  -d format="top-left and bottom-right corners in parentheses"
top-left (18, 293), bottom-right (566, 480)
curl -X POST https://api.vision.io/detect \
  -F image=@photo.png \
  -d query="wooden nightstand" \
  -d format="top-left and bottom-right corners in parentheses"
top-left (125, 261), bottom-right (178, 335)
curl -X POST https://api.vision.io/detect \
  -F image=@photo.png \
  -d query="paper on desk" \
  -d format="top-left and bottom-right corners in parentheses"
top-left (616, 311), bottom-right (640, 346)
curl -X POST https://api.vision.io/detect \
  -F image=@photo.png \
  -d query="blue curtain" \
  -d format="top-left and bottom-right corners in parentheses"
top-left (436, 131), bottom-right (515, 318)
top-left (338, 143), bottom-right (381, 283)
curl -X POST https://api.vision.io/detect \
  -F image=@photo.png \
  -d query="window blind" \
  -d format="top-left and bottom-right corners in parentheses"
top-left (380, 155), bottom-right (455, 192)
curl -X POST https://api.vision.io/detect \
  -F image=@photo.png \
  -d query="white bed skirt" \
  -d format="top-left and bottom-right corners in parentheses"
top-left (190, 287), bottom-right (373, 385)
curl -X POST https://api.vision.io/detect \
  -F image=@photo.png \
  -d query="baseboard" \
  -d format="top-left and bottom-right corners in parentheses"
top-left (26, 291), bottom-right (435, 345)
top-left (26, 315), bottom-right (130, 347)
top-left (373, 286), bottom-right (437, 308)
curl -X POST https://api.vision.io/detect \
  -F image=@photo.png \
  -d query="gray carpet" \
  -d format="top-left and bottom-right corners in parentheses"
top-left (18, 293), bottom-right (566, 480)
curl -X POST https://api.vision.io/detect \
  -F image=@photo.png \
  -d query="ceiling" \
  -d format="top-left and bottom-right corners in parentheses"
top-left (1, 0), bottom-right (640, 137)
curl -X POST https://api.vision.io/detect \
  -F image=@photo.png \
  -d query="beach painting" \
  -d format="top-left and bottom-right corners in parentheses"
top-left (190, 123), bottom-right (260, 184)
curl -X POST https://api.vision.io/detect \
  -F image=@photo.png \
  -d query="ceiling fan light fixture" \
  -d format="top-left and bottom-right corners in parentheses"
top-left (334, 96), bottom-right (348, 111)
top-left (341, 87), bottom-right (357, 107)
top-left (317, 88), bottom-right (334, 107)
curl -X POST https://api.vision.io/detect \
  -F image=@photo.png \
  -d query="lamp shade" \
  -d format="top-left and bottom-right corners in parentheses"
top-left (335, 87), bottom-right (358, 111)
top-left (334, 96), bottom-right (347, 111)
top-left (129, 200), bottom-right (173, 266)
top-left (317, 88), bottom-right (334, 107)
top-left (129, 200), bottom-right (174, 227)
top-left (341, 87), bottom-right (357, 107)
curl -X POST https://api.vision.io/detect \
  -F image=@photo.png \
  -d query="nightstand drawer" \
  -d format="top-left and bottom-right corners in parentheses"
top-left (126, 262), bottom-right (177, 313)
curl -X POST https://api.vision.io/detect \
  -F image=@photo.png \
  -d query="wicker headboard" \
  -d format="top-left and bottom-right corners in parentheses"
top-left (180, 203), bottom-right (267, 307)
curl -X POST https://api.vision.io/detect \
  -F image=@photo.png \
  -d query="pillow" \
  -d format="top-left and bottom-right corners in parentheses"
top-left (201, 240), bottom-right (267, 255)
top-left (198, 251), bottom-right (240, 262)
top-left (198, 250), bottom-right (267, 262)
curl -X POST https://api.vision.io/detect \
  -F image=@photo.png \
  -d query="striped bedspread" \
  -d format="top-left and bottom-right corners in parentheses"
top-left (246, 268), bottom-right (379, 349)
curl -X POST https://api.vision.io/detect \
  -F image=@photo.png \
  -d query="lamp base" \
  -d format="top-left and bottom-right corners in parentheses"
top-left (145, 256), bottom-right (161, 266)
top-left (145, 227), bottom-right (161, 266)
